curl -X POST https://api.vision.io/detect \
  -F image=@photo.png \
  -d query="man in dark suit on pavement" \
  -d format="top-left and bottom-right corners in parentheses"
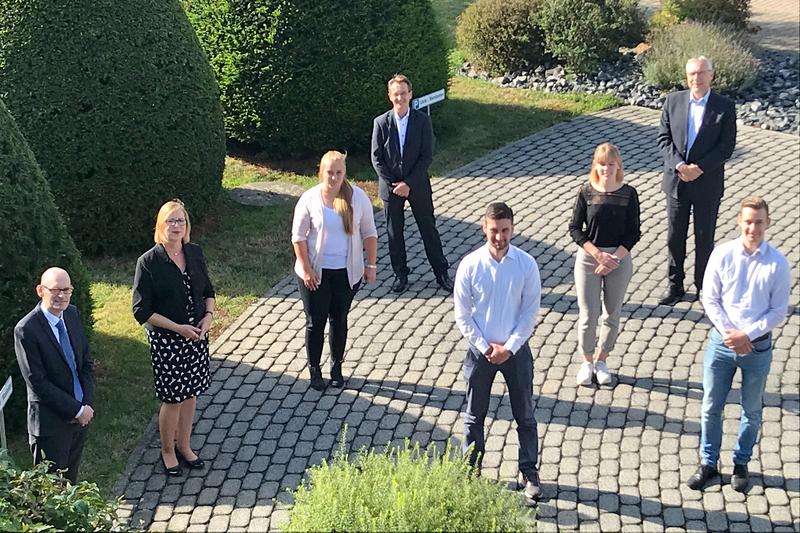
top-left (14, 267), bottom-right (95, 483)
top-left (657, 56), bottom-right (737, 305)
top-left (371, 74), bottom-right (452, 294)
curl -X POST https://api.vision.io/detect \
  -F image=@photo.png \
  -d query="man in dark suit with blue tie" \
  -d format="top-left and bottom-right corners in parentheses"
top-left (14, 267), bottom-right (95, 483)
top-left (371, 74), bottom-right (452, 294)
top-left (657, 56), bottom-right (737, 305)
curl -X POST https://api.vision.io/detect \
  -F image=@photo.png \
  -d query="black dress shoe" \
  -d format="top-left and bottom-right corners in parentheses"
top-left (161, 456), bottom-right (183, 477)
top-left (309, 366), bottom-right (326, 391)
top-left (392, 275), bottom-right (408, 293)
top-left (330, 361), bottom-right (345, 388)
top-left (731, 464), bottom-right (749, 492)
top-left (435, 272), bottom-right (454, 293)
top-left (658, 287), bottom-right (685, 306)
top-left (687, 464), bottom-right (718, 490)
top-left (176, 449), bottom-right (205, 469)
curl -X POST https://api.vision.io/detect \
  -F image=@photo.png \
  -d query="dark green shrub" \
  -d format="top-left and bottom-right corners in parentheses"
top-left (651, 0), bottom-right (755, 32)
top-left (536, 0), bottom-right (648, 74)
top-left (643, 22), bottom-right (759, 91)
top-left (0, 100), bottom-right (92, 431)
top-left (0, 449), bottom-right (119, 531)
top-left (455, 0), bottom-right (547, 76)
top-left (183, 0), bottom-right (449, 157)
top-left (0, 0), bottom-right (226, 255)
top-left (283, 436), bottom-right (532, 532)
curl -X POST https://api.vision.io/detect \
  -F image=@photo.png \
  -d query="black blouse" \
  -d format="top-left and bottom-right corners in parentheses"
top-left (568, 182), bottom-right (641, 251)
top-left (132, 243), bottom-right (215, 331)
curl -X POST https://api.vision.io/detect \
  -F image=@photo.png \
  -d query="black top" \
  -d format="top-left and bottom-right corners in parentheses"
top-left (132, 242), bottom-right (215, 331)
top-left (568, 182), bottom-right (641, 251)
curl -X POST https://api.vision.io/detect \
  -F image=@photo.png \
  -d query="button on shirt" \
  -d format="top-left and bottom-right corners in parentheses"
top-left (41, 308), bottom-right (85, 417)
top-left (393, 110), bottom-right (409, 158)
top-left (702, 239), bottom-right (791, 340)
top-left (686, 89), bottom-right (710, 155)
top-left (454, 244), bottom-right (541, 355)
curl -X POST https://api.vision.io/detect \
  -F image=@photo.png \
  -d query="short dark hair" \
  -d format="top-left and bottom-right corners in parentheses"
top-left (739, 196), bottom-right (769, 217)
top-left (484, 202), bottom-right (514, 223)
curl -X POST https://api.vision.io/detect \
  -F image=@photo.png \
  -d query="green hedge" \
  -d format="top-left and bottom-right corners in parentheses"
top-left (183, 0), bottom-right (449, 157)
top-left (652, 0), bottom-right (755, 33)
top-left (535, 0), bottom-right (647, 74)
top-left (0, 0), bottom-right (225, 255)
top-left (455, 0), bottom-right (547, 76)
top-left (0, 100), bottom-right (92, 431)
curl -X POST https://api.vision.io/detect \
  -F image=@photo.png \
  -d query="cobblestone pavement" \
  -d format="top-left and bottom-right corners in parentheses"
top-left (114, 106), bottom-right (800, 531)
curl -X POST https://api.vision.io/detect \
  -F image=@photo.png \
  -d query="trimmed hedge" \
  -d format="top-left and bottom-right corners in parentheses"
top-left (0, 100), bottom-right (92, 431)
top-left (535, 0), bottom-right (648, 74)
top-left (455, 0), bottom-right (547, 76)
top-left (643, 22), bottom-right (759, 92)
top-left (183, 0), bottom-right (449, 157)
top-left (652, 0), bottom-right (755, 33)
top-left (0, 0), bottom-right (226, 255)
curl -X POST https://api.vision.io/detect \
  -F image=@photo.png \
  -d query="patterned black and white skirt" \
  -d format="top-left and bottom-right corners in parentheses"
top-left (147, 330), bottom-right (210, 403)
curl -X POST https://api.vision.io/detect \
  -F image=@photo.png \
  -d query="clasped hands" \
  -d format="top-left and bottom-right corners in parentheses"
top-left (593, 251), bottom-right (620, 276)
top-left (392, 181), bottom-right (410, 198)
top-left (76, 405), bottom-right (94, 427)
top-left (677, 163), bottom-right (703, 182)
top-left (723, 328), bottom-right (753, 355)
top-left (484, 343), bottom-right (512, 365)
top-left (175, 313), bottom-right (212, 342)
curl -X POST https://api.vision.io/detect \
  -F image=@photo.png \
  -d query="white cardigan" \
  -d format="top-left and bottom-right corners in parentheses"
top-left (291, 183), bottom-right (378, 288)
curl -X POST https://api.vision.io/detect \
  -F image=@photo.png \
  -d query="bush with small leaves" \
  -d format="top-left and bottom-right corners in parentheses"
top-left (651, 0), bottom-right (755, 32)
top-left (455, 0), bottom-right (547, 76)
top-left (643, 22), bottom-right (759, 92)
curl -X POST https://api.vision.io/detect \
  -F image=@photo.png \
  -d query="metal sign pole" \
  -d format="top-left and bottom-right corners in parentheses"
top-left (0, 377), bottom-right (12, 450)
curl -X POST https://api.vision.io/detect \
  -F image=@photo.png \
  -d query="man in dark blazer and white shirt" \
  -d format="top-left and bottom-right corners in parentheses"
top-left (14, 267), bottom-right (95, 483)
top-left (657, 56), bottom-right (737, 305)
top-left (371, 74), bottom-right (452, 294)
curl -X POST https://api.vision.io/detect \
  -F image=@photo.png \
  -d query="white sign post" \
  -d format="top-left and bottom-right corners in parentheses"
top-left (412, 88), bottom-right (446, 116)
top-left (0, 376), bottom-right (12, 450)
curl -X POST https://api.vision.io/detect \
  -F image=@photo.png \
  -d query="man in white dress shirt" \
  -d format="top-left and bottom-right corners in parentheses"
top-left (687, 196), bottom-right (791, 492)
top-left (454, 202), bottom-right (542, 500)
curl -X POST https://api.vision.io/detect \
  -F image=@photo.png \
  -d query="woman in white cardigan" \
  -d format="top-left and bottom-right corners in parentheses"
top-left (292, 151), bottom-right (378, 390)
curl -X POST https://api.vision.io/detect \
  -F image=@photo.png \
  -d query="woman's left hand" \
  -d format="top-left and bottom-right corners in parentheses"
top-left (198, 313), bottom-right (213, 339)
top-left (364, 267), bottom-right (377, 284)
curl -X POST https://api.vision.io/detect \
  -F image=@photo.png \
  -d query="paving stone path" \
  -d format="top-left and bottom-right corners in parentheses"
top-left (115, 106), bottom-right (799, 531)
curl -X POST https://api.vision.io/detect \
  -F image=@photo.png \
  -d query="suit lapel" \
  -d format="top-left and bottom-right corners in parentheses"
top-left (694, 91), bottom-right (717, 142)
top-left (387, 111), bottom-right (401, 164)
top-left (63, 308), bottom-right (83, 371)
top-left (34, 304), bottom-right (70, 372)
top-left (675, 91), bottom-right (690, 157)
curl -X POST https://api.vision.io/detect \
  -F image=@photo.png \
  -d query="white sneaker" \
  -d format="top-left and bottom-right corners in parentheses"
top-left (576, 361), bottom-right (594, 386)
top-left (594, 360), bottom-right (612, 385)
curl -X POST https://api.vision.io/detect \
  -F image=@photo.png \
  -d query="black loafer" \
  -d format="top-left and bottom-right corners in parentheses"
top-left (392, 275), bottom-right (408, 293)
top-left (310, 366), bottom-right (326, 391)
top-left (176, 450), bottom-right (205, 470)
top-left (687, 464), bottom-right (718, 490)
top-left (658, 287), bottom-right (685, 306)
top-left (731, 464), bottom-right (749, 493)
top-left (330, 362), bottom-right (345, 388)
top-left (435, 272), bottom-right (454, 293)
top-left (161, 456), bottom-right (183, 477)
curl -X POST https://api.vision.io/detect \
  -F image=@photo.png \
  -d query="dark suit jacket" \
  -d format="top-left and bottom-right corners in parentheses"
top-left (371, 108), bottom-right (435, 201)
top-left (657, 89), bottom-right (737, 201)
top-left (14, 303), bottom-right (94, 438)
top-left (132, 242), bottom-right (215, 332)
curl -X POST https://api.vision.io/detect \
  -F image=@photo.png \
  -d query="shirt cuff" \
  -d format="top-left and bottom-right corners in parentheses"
top-left (474, 338), bottom-right (491, 355)
top-left (675, 161), bottom-right (685, 170)
top-left (75, 405), bottom-right (85, 419)
top-left (744, 323), bottom-right (765, 341)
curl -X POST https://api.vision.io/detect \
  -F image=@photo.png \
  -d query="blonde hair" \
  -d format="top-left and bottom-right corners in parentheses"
top-left (387, 74), bottom-right (412, 92)
top-left (154, 200), bottom-right (191, 244)
top-left (589, 143), bottom-right (624, 184)
top-left (319, 151), bottom-right (354, 235)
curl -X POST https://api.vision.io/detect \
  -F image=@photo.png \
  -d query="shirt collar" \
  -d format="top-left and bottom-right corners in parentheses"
top-left (41, 306), bottom-right (63, 325)
top-left (482, 243), bottom-right (517, 263)
top-left (738, 238), bottom-right (769, 257)
top-left (689, 89), bottom-right (711, 105)
top-left (393, 109), bottom-right (410, 122)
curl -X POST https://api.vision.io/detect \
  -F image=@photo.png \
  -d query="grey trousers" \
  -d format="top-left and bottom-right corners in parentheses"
top-left (574, 247), bottom-right (633, 356)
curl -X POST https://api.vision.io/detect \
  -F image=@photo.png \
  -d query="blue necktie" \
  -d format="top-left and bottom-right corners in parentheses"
top-left (56, 319), bottom-right (84, 402)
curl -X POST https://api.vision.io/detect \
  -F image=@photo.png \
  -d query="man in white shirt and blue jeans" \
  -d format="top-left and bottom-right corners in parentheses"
top-left (454, 202), bottom-right (542, 499)
top-left (688, 196), bottom-right (791, 492)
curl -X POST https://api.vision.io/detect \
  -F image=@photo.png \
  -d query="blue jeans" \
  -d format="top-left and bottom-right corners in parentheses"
top-left (700, 329), bottom-right (773, 466)
top-left (463, 343), bottom-right (538, 477)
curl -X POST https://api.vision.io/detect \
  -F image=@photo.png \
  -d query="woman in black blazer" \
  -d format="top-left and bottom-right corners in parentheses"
top-left (132, 200), bottom-right (215, 476)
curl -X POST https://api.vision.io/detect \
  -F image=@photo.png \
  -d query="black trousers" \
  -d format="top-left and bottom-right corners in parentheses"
top-left (666, 193), bottom-right (720, 291)
top-left (296, 269), bottom-right (359, 369)
top-left (384, 188), bottom-right (448, 277)
top-left (31, 423), bottom-right (88, 484)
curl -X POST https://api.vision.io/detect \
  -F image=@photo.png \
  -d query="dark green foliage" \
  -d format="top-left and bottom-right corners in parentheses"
top-left (653, 0), bottom-right (755, 32)
top-left (0, 0), bottom-right (226, 255)
top-left (0, 449), bottom-right (119, 531)
top-left (536, 0), bottom-right (648, 74)
top-left (183, 0), bottom-right (449, 157)
top-left (455, 0), bottom-right (547, 76)
top-left (0, 100), bottom-right (92, 431)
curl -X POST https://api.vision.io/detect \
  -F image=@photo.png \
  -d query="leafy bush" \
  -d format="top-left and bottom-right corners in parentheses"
top-left (643, 22), bottom-right (759, 91)
top-left (0, 0), bottom-right (226, 255)
top-left (0, 449), bottom-right (119, 531)
top-left (184, 0), bottom-right (449, 157)
top-left (283, 436), bottom-right (532, 532)
top-left (535, 0), bottom-right (648, 74)
top-left (0, 100), bottom-right (92, 431)
top-left (455, 0), bottom-right (547, 76)
top-left (651, 0), bottom-right (755, 32)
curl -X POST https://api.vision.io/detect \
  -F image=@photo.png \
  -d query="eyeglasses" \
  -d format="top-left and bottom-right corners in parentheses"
top-left (42, 286), bottom-right (74, 296)
top-left (166, 218), bottom-right (187, 226)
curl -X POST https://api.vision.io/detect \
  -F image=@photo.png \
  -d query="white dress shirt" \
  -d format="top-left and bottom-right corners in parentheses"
top-left (686, 89), bottom-right (710, 155)
top-left (454, 244), bottom-right (541, 355)
top-left (702, 239), bottom-right (791, 340)
top-left (393, 110), bottom-right (409, 157)
top-left (41, 307), bottom-right (85, 418)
